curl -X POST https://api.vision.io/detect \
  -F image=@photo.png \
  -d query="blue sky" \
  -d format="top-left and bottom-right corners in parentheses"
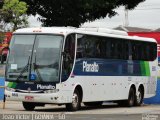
top-left (29, 0), bottom-right (160, 29)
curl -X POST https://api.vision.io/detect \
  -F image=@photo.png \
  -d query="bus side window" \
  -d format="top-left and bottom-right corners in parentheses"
top-left (106, 40), bottom-right (111, 59)
top-left (150, 43), bottom-right (157, 61)
top-left (62, 34), bottom-right (75, 81)
top-left (110, 40), bottom-right (115, 59)
top-left (76, 39), bottom-right (83, 58)
top-left (123, 41), bottom-right (128, 60)
top-left (99, 39), bottom-right (106, 58)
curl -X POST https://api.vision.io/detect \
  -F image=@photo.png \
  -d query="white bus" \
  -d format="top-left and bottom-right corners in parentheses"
top-left (5, 27), bottom-right (157, 111)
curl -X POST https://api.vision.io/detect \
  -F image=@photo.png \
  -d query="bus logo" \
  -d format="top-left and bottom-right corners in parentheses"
top-left (37, 84), bottom-right (55, 90)
top-left (83, 61), bottom-right (99, 72)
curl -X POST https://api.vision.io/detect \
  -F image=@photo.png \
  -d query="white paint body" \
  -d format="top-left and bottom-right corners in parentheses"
top-left (5, 27), bottom-right (157, 104)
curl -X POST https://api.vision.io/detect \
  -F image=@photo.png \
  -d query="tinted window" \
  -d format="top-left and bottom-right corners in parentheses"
top-left (131, 41), bottom-right (157, 61)
top-left (62, 34), bottom-right (76, 81)
top-left (76, 34), bottom-right (157, 61)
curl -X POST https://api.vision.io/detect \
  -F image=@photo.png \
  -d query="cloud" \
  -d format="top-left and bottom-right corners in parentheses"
top-left (82, 0), bottom-right (160, 29)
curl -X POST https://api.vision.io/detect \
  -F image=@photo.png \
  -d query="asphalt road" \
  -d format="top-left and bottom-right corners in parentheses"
top-left (0, 101), bottom-right (160, 120)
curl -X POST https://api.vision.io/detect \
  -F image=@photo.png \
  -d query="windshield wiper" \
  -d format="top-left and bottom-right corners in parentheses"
top-left (16, 56), bottom-right (30, 81)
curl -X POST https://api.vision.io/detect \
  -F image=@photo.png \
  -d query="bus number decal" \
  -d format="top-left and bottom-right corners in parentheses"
top-left (12, 93), bottom-right (18, 97)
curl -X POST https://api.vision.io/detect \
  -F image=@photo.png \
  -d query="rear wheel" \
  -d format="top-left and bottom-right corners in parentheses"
top-left (84, 101), bottom-right (103, 107)
top-left (135, 87), bottom-right (144, 106)
top-left (66, 89), bottom-right (81, 111)
top-left (22, 102), bottom-right (35, 111)
top-left (125, 87), bottom-right (135, 107)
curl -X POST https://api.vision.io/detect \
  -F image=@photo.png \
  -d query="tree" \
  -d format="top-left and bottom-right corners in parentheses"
top-left (0, 0), bottom-right (28, 31)
top-left (20, 0), bottom-right (145, 27)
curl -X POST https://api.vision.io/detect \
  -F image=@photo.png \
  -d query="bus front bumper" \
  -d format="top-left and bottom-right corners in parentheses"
top-left (5, 90), bottom-right (72, 104)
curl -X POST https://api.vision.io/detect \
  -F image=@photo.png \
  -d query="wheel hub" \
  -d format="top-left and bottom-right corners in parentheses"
top-left (72, 93), bottom-right (78, 108)
top-left (137, 91), bottom-right (142, 103)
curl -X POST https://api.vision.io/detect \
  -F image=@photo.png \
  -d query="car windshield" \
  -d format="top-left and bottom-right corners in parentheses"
top-left (6, 34), bottom-right (63, 82)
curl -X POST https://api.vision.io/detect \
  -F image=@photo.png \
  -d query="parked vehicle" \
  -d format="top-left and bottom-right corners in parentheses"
top-left (0, 32), bottom-right (12, 64)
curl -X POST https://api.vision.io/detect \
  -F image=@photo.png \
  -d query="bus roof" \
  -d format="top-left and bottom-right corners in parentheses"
top-left (14, 27), bottom-right (157, 43)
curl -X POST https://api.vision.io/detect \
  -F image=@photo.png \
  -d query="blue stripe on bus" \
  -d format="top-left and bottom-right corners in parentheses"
top-left (73, 58), bottom-right (147, 76)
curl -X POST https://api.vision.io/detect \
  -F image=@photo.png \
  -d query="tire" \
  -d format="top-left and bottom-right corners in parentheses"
top-left (135, 88), bottom-right (144, 106)
top-left (66, 89), bottom-right (81, 111)
top-left (22, 102), bottom-right (35, 111)
top-left (84, 101), bottom-right (103, 107)
top-left (125, 87), bottom-right (135, 107)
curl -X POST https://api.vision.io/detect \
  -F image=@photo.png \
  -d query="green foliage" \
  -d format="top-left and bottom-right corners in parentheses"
top-left (0, 0), bottom-right (28, 31)
top-left (21, 0), bottom-right (145, 27)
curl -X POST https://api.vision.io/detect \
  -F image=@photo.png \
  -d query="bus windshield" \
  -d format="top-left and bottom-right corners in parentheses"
top-left (6, 34), bottom-right (63, 82)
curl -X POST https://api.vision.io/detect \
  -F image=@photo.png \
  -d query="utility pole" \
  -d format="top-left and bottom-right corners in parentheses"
top-left (124, 6), bottom-right (129, 27)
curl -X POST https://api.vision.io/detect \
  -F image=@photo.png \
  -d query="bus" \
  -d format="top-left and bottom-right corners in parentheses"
top-left (5, 27), bottom-right (157, 111)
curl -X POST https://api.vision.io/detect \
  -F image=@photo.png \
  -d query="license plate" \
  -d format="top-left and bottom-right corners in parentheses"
top-left (25, 96), bottom-right (34, 101)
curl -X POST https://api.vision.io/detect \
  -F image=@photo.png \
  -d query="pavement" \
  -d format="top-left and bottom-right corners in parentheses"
top-left (0, 101), bottom-right (160, 120)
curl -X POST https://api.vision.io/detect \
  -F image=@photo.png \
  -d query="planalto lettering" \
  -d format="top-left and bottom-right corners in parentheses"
top-left (37, 84), bottom-right (55, 90)
top-left (83, 61), bottom-right (99, 72)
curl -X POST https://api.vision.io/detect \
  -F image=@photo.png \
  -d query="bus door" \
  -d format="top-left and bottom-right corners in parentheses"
top-left (62, 34), bottom-right (75, 82)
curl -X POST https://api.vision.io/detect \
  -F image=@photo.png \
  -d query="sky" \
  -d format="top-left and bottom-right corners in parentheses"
top-left (29, 0), bottom-right (160, 29)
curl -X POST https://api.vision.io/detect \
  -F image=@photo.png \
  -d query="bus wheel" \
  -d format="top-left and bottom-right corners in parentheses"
top-left (135, 87), bottom-right (144, 106)
top-left (84, 101), bottom-right (103, 107)
top-left (66, 89), bottom-right (81, 111)
top-left (125, 87), bottom-right (135, 107)
top-left (22, 102), bottom-right (35, 111)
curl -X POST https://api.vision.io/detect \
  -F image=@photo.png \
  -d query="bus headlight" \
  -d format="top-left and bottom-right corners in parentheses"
top-left (44, 89), bottom-right (59, 93)
top-left (6, 87), bottom-right (16, 92)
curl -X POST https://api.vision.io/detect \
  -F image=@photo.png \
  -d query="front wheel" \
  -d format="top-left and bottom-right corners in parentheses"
top-left (22, 102), bottom-right (35, 111)
top-left (66, 89), bottom-right (81, 111)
